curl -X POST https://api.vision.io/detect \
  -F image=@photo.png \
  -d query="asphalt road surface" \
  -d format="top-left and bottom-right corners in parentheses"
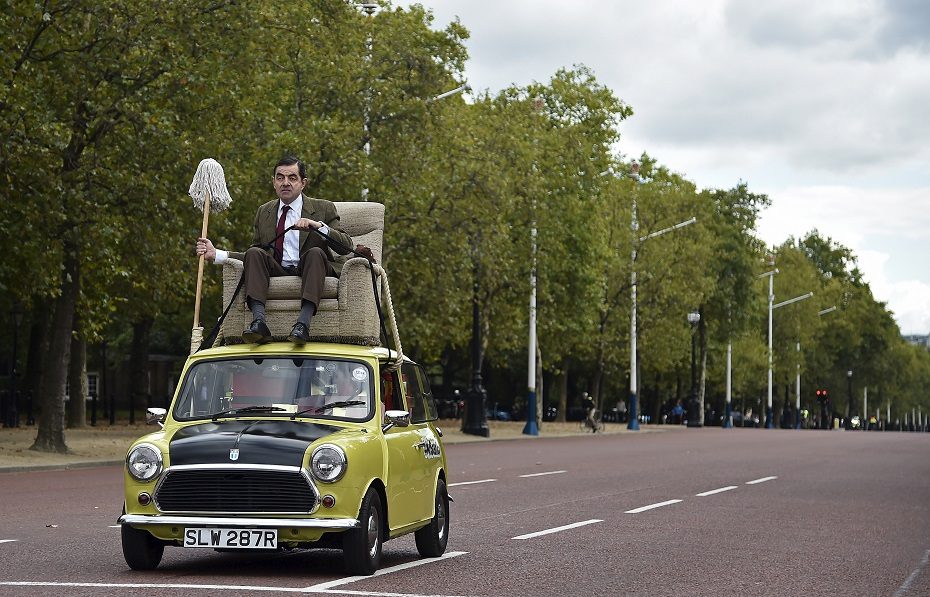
top-left (1, 427), bottom-right (929, 596)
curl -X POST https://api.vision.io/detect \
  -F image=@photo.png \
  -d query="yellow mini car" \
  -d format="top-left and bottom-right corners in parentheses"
top-left (118, 342), bottom-right (450, 575)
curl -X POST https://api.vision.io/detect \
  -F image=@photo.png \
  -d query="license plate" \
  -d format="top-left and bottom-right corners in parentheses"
top-left (183, 528), bottom-right (277, 549)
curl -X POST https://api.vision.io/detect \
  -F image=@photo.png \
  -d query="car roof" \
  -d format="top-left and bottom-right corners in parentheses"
top-left (190, 342), bottom-right (410, 365)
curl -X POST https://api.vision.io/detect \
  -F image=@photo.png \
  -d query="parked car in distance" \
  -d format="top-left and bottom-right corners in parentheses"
top-left (118, 342), bottom-right (450, 576)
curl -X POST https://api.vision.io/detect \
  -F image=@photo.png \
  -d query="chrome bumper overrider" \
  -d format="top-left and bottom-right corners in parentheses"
top-left (118, 514), bottom-right (359, 529)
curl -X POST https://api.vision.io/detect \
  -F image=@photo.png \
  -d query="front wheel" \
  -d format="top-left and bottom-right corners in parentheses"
top-left (121, 524), bottom-right (164, 570)
top-left (343, 488), bottom-right (383, 575)
top-left (415, 479), bottom-right (449, 557)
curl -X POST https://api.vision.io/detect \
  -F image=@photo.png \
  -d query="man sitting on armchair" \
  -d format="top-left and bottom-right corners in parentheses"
top-left (196, 155), bottom-right (354, 344)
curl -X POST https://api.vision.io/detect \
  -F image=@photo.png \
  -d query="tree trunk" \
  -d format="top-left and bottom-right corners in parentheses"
top-left (556, 357), bottom-right (569, 423)
top-left (129, 318), bottom-right (154, 424)
top-left (67, 332), bottom-right (87, 428)
top-left (31, 247), bottom-right (78, 453)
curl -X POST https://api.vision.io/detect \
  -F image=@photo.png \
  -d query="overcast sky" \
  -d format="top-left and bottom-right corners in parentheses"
top-left (403, 0), bottom-right (930, 334)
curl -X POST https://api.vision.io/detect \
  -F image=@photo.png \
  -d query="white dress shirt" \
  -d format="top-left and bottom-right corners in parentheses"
top-left (214, 194), bottom-right (329, 267)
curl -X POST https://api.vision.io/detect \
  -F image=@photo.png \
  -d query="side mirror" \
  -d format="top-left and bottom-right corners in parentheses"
top-left (382, 409), bottom-right (411, 432)
top-left (146, 407), bottom-right (167, 428)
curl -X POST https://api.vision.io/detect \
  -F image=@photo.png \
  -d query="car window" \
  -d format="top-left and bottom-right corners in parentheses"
top-left (402, 363), bottom-right (438, 423)
top-left (173, 357), bottom-right (374, 422)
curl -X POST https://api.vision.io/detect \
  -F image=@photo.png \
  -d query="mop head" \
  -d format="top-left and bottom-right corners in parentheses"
top-left (189, 158), bottom-right (233, 212)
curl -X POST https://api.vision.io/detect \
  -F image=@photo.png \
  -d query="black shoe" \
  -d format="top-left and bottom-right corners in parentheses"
top-left (288, 321), bottom-right (311, 344)
top-left (242, 318), bottom-right (271, 344)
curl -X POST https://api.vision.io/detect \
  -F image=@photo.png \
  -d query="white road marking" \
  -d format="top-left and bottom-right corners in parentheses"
top-left (519, 470), bottom-right (566, 478)
top-left (625, 499), bottom-right (682, 514)
top-left (447, 479), bottom-right (496, 487)
top-left (108, 525), bottom-right (120, 528)
top-left (746, 476), bottom-right (777, 485)
top-left (305, 551), bottom-right (468, 590)
top-left (696, 486), bottom-right (737, 497)
top-left (0, 583), bottom-right (308, 593)
top-left (0, 539), bottom-right (18, 544)
top-left (0, 580), bottom-right (468, 597)
top-left (512, 519), bottom-right (602, 540)
top-left (893, 549), bottom-right (930, 597)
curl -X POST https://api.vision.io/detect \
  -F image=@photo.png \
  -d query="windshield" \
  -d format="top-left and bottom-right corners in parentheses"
top-left (173, 357), bottom-right (374, 422)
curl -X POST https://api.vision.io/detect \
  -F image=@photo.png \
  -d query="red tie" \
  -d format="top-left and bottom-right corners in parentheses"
top-left (274, 205), bottom-right (290, 264)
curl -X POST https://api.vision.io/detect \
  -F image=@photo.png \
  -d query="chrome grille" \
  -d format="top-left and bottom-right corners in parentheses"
top-left (155, 467), bottom-right (318, 513)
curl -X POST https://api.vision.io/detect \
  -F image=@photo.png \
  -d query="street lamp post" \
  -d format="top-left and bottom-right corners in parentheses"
top-left (462, 257), bottom-right (490, 437)
top-left (758, 268), bottom-right (778, 428)
top-left (359, 3), bottom-right (377, 201)
top-left (794, 305), bottom-right (837, 429)
top-left (523, 199), bottom-right (539, 436)
top-left (723, 342), bottom-right (733, 428)
top-left (627, 162), bottom-right (696, 430)
top-left (628, 162), bottom-right (641, 430)
top-left (759, 265), bottom-right (812, 429)
top-left (687, 310), bottom-right (701, 427)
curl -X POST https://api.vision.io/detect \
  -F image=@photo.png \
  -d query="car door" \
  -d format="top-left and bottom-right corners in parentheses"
top-left (384, 364), bottom-right (441, 529)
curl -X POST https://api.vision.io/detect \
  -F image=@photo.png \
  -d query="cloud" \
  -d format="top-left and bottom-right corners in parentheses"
top-left (407, 0), bottom-right (930, 334)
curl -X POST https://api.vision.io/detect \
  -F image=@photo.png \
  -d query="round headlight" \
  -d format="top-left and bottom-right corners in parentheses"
top-left (126, 443), bottom-right (163, 482)
top-left (310, 444), bottom-right (347, 483)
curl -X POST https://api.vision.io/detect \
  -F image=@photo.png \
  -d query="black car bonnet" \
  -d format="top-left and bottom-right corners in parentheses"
top-left (168, 420), bottom-right (341, 467)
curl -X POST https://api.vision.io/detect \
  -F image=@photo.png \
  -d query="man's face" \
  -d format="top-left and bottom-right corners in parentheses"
top-left (273, 163), bottom-right (306, 204)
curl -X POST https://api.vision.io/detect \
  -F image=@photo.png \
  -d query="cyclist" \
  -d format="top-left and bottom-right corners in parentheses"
top-left (583, 392), bottom-right (599, 433)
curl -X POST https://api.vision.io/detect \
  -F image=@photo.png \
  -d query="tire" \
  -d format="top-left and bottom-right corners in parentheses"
top-left (343, 488), bottom-right (383, 575)
top-left (121, 524), bottom-right (164, 571)
top-left (415, 479), bottom-right (449, 558)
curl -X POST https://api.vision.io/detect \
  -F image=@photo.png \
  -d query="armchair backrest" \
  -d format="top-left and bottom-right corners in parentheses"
top-left (333, 201), bottom-right (384, 264)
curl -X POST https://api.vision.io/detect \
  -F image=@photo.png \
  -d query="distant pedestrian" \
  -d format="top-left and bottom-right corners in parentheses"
top-left (671, 400), bottom-right (684, 425)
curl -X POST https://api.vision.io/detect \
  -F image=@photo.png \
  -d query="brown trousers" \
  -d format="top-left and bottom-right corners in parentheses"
top-left (242, 246), bottom-right (333, 311)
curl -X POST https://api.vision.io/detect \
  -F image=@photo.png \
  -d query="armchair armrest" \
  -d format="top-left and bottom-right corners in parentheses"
top-left (337, 257), bottom-right (382, 310)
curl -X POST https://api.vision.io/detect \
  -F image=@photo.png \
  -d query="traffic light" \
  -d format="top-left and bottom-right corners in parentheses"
top-left (815, 389), bottom-right (828, 401)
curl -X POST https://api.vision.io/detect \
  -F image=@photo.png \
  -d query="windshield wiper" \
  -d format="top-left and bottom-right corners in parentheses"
top-left (289, 400), bottom-right (367, 419)
top-left (211, 405), bottom-right (287, 421)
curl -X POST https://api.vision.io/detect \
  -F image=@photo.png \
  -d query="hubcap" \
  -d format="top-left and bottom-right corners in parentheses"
top-left (437, 494), bottom-right (447, 541)
top-left (366, 511), bottom-right (379, 559)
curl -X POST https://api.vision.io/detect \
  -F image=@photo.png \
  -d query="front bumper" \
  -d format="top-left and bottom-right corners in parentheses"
top-left (118, 514), bottom-right (359, 529)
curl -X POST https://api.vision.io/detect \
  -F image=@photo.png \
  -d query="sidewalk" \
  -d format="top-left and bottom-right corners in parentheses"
top-left (0, 419), bottom-right (673, 473)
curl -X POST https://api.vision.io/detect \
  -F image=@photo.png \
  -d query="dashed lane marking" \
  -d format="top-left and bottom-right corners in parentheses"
top-left (447, 479), bottom-right (496, 487)
top-left (746, 476), bottom-right (777, 485)
top-left (0, 539), bottom-right (18, 544)
top-left (696, 486), bottom-right (738, 497)
top-left (624, 499), bottom-right (682, 514)
top-left (519, 470), bottom-right (566, 478)
top-left (512, 519), bottom-right (602, 540)
top-left (305, 551), bottom-right (468, 590)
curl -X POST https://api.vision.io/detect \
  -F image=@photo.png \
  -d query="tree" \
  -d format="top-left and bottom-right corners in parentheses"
top-left (2, 1), bottom-right (252, 452)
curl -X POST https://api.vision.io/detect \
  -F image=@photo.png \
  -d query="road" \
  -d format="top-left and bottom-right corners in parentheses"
top-left (1, 428), bottom-right (929, 596)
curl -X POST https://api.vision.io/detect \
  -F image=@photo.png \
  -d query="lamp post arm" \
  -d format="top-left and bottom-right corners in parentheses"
top-left (773, 292), bottom-right (814, 310)
top-left (639, 217), bottom-right (697, 242)
top-left (427, 84), bottom-right (470, 103)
